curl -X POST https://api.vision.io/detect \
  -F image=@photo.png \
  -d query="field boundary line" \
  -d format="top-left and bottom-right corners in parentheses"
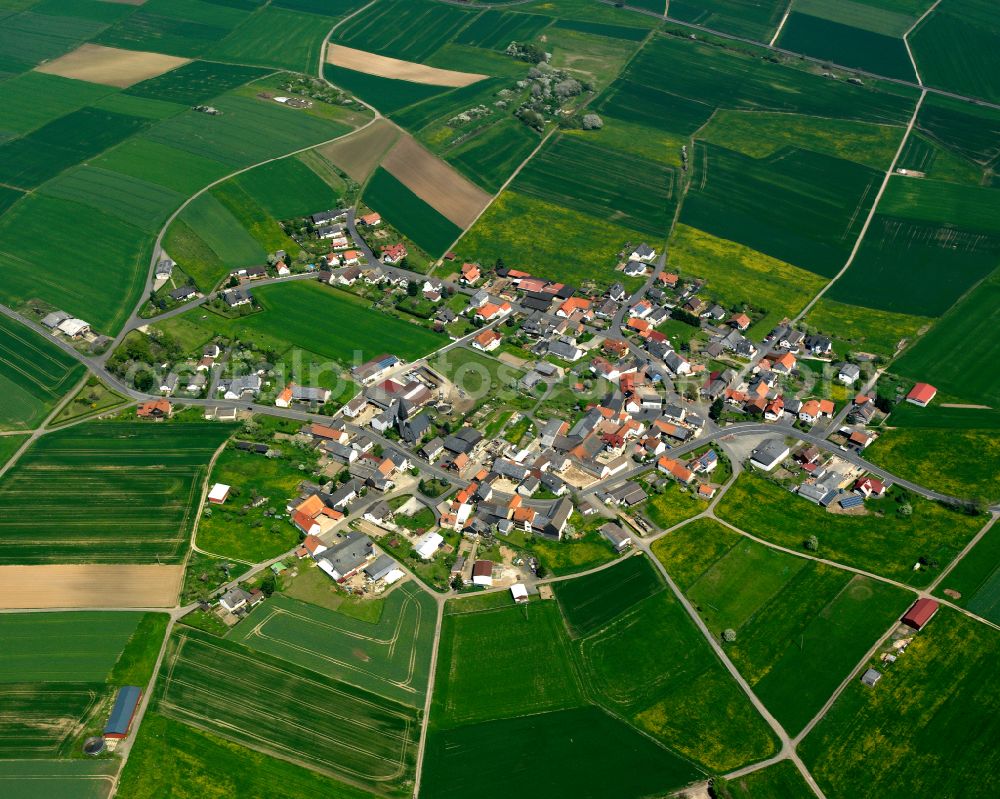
top-left (927, 511), bottom-right (998, 593)
top-left (769, 2), bottom-right (793, 46)
top-left (903, 0), bottom-right (942, 85)
top-left (411, 597), bottom-right (443, 798)
top-left (793, 90), bottom-right (926, 324)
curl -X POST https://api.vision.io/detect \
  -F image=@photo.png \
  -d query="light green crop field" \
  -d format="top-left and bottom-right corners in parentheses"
top-left (0, 421), bottom-right (233, 564)
top-left (431, 600), bottom-right (584, 728)
top-left (156, 629), bottom-right (419, 795)
top-left (801, 609), bottom-right (1000, 798)
top-left (553, 555), bottom-right (662, 637)
top-left (0, 72), bottom-right (114, 135)
top-left (805, 296), bottom-right (931, 357)
top-left (0, 314), bottom-right (84, 431)
top-left (213, 7), bottom-right (338, 72)
top-left (229, 584), bottom-right (435, 707)
top-left (92, 138), bottom-right (230, 196)
top-left (0, 611), bottom-right (144, 682)
top-left (576, 589), bottom-right (779, 771)
top-left (0, 759), bottom-right (117, 799)
top-left (117, 712), bottom-right (377, 799)
top-left (934, 522), bottom-right (1000, 624)
top-left (655, 520), bottom-right (912, 733)
top-left (0, 683), bottom-right (103, 758)
top-left (714, 473), bottom-right (983, 587)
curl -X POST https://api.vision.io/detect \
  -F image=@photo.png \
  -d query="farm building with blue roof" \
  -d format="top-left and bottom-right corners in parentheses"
top-left (104, 686), bottom-right (142, 740)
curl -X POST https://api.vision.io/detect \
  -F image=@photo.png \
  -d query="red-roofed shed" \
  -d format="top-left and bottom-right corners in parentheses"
top-left (901, 598), bottom-right (939, 630)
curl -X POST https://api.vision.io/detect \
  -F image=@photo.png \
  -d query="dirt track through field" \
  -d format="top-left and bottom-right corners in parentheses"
top-left (36, 44), bottom-right (189, 88)
top-left (0, 564), bottom-right (182, 608)
top-left (382, 135), bottom-right (491, 228)
top-left (326, 44), bottom-right (486, 87)
top-left (316, 117), bottom-right (399, 182)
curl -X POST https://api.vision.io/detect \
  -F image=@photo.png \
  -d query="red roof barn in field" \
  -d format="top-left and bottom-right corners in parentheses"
top-left (906, 382), bottom-right (937, 406)
top-left (901, 598), bottom-right (940, 631)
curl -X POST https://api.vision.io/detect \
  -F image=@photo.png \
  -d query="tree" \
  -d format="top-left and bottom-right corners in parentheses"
top-left (407, 280), bottom-right (419, 297)
top-left (874, 393), bottom-right (894, 414)
top-left (709, 397), bottom-right (724, 422)
top-left (582, 113), bottom-right (603, 130)
top-left (722, 628), bottom-right (737, 643)
top-left (898, 502), bottom-right (913, 517)
top-left (134, 370), bottom-right (155, 392)
top-left (805, 535), bottom-right (819, 551)
top-left (260, 573), bottom-right (276, 597)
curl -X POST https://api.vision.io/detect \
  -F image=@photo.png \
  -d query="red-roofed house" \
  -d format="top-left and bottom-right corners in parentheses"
top-left (854, 476), bottom-right (886, 498)
top-left (901, 598), bottom-right (939, 630)
top-left (906, 383), bottom-right (937, 407)
top-left (137, 399), bottom-right (172, 420)
top-left (460, 262), bottom-right (481, 284)
top-left (475, 301), bottom-right (511, 322)
top-left (382, 243), bottom-right (407, 264)
top-left (472, 329), bottom-right (502, 352)
top-left (657, 456), bottom-right (695, 484)
top-left (359, 212), bottom-right (381, 226)
top-left (556, 297), bottom-right (592, 318)
top-left (730, 313), bottom-right (751, 331)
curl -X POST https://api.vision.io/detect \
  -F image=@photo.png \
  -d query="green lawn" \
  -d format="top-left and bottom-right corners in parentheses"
top-left (714, 473), bottom-right (983, 587)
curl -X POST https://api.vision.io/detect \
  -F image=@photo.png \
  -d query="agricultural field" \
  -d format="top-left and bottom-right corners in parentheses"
top-left (315, 117), bottom-right (400, 182)
top-left (125, 60), bottom-right (267, 106)
top-left (0, 434), bottom-right (28, 469)
top-left (34, 43), bottom-right (190, 89)
top-left (117, 712), bottom-right (378, 799)
top-left (512, 134), bottom-right (677, 238)
top-left (420, 706), bottom-right (702, 799)
top-left (213, 7), bottom-right (339, 73)
top-left (229, 584), bottom-right (435, 706)
top-left (0, 760), bottom-right (117, 799)
top-left (456, 190), bottom-right (650, 289)
top-left (804, 296), bottom-right (930, 357)
top-left (0, 314), bottom-right (84, 431)
top-left (0, 421), bottom-right (233, 564)
top-left (714, 473), bottom-right (984, 586)
top-left (362, 167), bottom-right (462, 257)
top-left (0, 7), bottom-right (109, 73)
top-left (0, 72), bottom-right (115, 134)
top-left (575, 586), bottom-right (779, 770)
top-left (441, 117), bottom-right (541, 193)
top-left (913, 93), bottom-right (1000, 177)
top-left (654, 520), bottom-right (912, 733)
top-left (453, 8), bottom-right (552, 50)
top-left (891, 270), bottom-right (1000, 406)
top-left (156, 628), bottom-right (420, 795)
top-left (682, 143), bottom-right (883, 277)
top-left (553, 555), bottom-right (662, 637)
top-left (909, 0), bottom-right (1000, 104)
top-left (714, 760), bottom-right (815, 799)
top-left (233, 156), bottom-right (341, 221)
top-left (156, 280), bottom-right (444, 366)
top-left (431, 599), bottom-right (584, 728)
top-left (800, 609), bottom-right (1000, 798)
top-left (934, 522), bottom-right (1000, 624)
top-left (332, 0), bottom-right (474, 63)
top-left (667, 0), bottom-right (786, 40)
top-left (324, 64), bottom-right (448, 114)
top-left (91, 138), bottom-right (230, 196)
top-left (667, 224), bottom-right (827, 332)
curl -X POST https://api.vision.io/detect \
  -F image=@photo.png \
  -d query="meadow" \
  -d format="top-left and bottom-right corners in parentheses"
top-left (909, 0), bottom-right (1000, 104)
top-left (553, 555), bottom-right (662, 637)
top-left (825, 216), bottom-right (1000, 317)
top-left (654, 520), bottom-right (912, 733)
top-left (157, 629), bottom-right (420, 794)
top-left (116, 712), bottom-right (378, 799)
top-left (777, 12), bottom-right (915, 81)
top-left (362, 167), bottom-right (462, 257)
top-left (512, 134), bottom-right (676, 238)
top-left (892, 270), bottom-right (1000, 406)
top-left (0, 611), bottom-right (146, 682)
top-left (430, 346), bottom-right (525, 404)
top-left (420, 706), bottom-right (702, 799)
top-left (126, 60), bottom-right (267, 106)
top-left (159, 281), bottom-right (444, 365)
top-left (0, 314), bottom-right (84, 431)
top-left (804, 296), bottom-right (929, 357)
top-left (667, 224), bottom-right (827, 332)
top-left (800, 609), bottom-right (1000, 798)
top-left (456, 190), bottom-right (649, 289)
top-left (714, 473), bottom-right (983, 586)
top-left (523, 527), bottom-right (618, 576)
top-left (681, 143), bottom-right (882, 277)
top-left (934, 523), bottom-right (1000, 624)
top-left (431, 600), bottom-right (584, 728)
top-left (0, 421), bottom-right (233, 564)
top-left (210, 180), bottom-right (297, 255)
top-left (229, 585), bottom-right (435, 706)
top-left (576, 589), bottom-right (779, 771)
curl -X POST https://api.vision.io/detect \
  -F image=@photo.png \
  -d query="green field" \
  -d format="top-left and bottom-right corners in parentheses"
top-left (777, 11), bottom-right (915, 81)
top-left (0, 759), bottom-right (116, 799)
top-left (892, 270), bottom-right (1000, 406)
top-left (935, 522), bottom-right (1000, 624)
top-left (214, 7), bottom-right (338, 72)
top-left (95, 0), bottom-right (252, 58)
top-left (667, 0), bottom-right (785, 40)
top-left (714, 760), bottom-right (815, 799)
top-left (431, 599), bottom-right (583, 728)
top-left (420, 706), bottom-right (702, 799)
top-left (0, 421), bottom-right (233, 564)
top-left (323, 64), bottom-right (447, 114)
top-left (0, 194), bottom-right (152, 333)
top-left (576, 589), bottom-right (779, 770)
top-left (825, 215), bottom-right (1000, 317)
top-left (127, 60), bottom-right (268, 106)
top-left (0, 611), bottom-right (145, 682)
top-left (553, 555), bottom-right (662, 637)
top-left (915, 93), bottom-right (1000, 171)
top-left (116, 712), bottom-right (377, 799)
top-left (156, 628), bottom-right (419, 795)
top-left (800, 609), bottom-right (1000, 798)
top-left (699, 110), bottom-right (903, 170)
top-left (668, 224), bottom-right (827, 331)
top-left (0, 434), bottom-right (28, 469)
top-left (229, 585), bottom-right (435, 706)
top-left (446, 118), bottom-right (541, 193)
top-left (362, 167), bottom-right (462, 257)
top-left (0, 72), bottom-right (114, 135)
top-left (91, 138), bottom-right (230, 196)
top-left (456, 189), bottom-right (649, 288)
top-left (157, 280), bottom-right (444, 365)
top-left (895, 132), bottom-right (986, 184)
top-left (595, 77), bottom-right (715, 138)
top-left (333, 0), bottom-right (473, 62)
top-left (172, 191), bottom-right (266, 275)
top-left (804, 296), bottom-right (930, 357)
top-left (654, 520), bottom-right (912, 733)
top-left (714, 473), bottom-right (983, 586)
top-left (0, 682), bottom-right (101, 756)
top-left (682, 143), bottom-right (882, 277)
top-left (454, 8), bottom-right (552, 49)
top-left (910, 0), bottom-right (1000, 104)
top-left (0, 314), bottom-right (84, 431)
top-left (512, 134), bottom-right (676, 238)
top-left (0, 8), bottom-right (107, 72)
top-left (234, 156), bottom-right (340, 220)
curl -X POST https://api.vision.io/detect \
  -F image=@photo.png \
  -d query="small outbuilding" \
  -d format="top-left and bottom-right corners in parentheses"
top-left (861, 668), bottom-right (882, 687)
top-left (472, 560), bottom-right (493, 588)
top-left (510, 583), bottom-right (529, 604)
top-left (207, 483), bottom-right (230, 504)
